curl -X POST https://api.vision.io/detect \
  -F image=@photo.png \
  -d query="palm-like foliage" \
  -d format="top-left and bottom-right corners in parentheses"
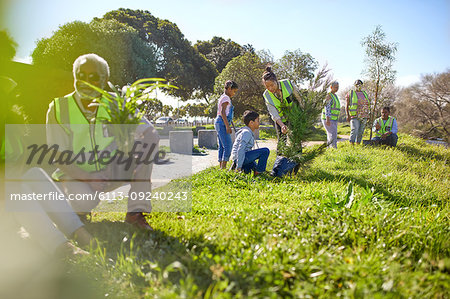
top-left (82, 78), bottom-right (177, 151)
top-left (278, 65), bottom-right (332, 164)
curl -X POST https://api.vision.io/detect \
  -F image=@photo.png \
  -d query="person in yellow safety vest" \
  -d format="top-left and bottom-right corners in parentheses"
top-left (371, 106), bottom-right (398, 147)
top-left (345, 79), bottom-right (371, 145)
top-left (46, 54), bottom-right (159, 231)
top-left (321, 81), bottom-right (341, 148)
top-left (262, 66), bottom-right (302, 152)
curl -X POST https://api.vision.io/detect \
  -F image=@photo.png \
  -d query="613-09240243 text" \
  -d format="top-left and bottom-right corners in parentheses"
top-left (9, 191), bottom-right (189, 201)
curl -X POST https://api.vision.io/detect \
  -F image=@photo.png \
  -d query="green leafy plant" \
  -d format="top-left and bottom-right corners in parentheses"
top-left (277, 68), bottom-right (330, 164)
top-left (83, 78), bottom-right (177, 152)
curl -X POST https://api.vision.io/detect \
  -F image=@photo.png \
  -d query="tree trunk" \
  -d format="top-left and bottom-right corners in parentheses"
top-left (369, 78), bottom-right (380, 140)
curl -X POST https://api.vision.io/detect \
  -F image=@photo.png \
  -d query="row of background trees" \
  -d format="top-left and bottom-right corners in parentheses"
top-left (5, 8), bottom-right (449, 141)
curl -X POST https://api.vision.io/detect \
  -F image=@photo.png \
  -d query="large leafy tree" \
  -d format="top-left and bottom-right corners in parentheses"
top-left (32, 19), bottom-right (158, 86)
top-left (273, 49), bottom-right (318, 87)
top-left (361, 25), bottom-right (398, 139)
top-left (213, 52), bottom-right (267, 118)
top-left (1, 31), bottom-right (22, 147)
top-left (102, 8), bottom-right (218, 100)
top-left (172, 106), bottom-right (187, 118)
top-left (140, 98), bottom-right (163, 120)
top-left (186, 103), bottom-right (208, 119)
top-left (194, 36), bottom-right (246, 104)
top-left (195, 36), bottom-right (244, 73)
top-left (0, 30), bottom-right (17, 65)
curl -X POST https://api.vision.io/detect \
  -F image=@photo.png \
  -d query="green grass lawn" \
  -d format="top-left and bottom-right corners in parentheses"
top-left (259, 123), bottom-right (352, 141)
top-left (338, 123), bottom-right (352, 136)
top-left (69, 135), bottom-right (449, 298)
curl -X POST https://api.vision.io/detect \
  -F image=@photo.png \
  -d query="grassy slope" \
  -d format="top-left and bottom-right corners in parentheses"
top-left (79, 134), bottom-right (449, 298)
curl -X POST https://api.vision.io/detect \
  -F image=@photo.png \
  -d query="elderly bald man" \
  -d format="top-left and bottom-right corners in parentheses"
top-left (46, 53), bottom-right (159, 230)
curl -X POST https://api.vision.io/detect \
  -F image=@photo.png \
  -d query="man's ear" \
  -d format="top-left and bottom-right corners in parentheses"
top-left (101, 77), bottom-right (109, 89)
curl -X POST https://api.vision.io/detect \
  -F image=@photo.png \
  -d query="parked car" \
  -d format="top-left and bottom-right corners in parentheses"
top-left (155, 117), bottom-right (174, 126)
top-left (175, 118), bottom-right (188, 125)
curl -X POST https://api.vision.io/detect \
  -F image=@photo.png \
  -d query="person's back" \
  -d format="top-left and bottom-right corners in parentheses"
top-left (231, 111), bottom-right (269, 175)
top-left (231, 126), bottom-right (255, 163)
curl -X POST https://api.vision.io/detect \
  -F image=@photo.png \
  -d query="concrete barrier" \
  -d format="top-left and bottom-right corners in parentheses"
top-left (198, 130), bottom-right (218, 149)
top-left (169, 130), bottom-right (193, 154)
top-left (160, 126), bottom-right (174, 137)
top-left (195, 126), bottom-right (206, 136)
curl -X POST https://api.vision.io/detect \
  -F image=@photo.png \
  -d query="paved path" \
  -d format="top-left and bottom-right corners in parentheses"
top-left (112, 136), bottom-right (353, 196)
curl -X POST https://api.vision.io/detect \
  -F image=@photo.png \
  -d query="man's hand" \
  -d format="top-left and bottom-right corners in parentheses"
top-left (226, 126), bottom-right (232, 134)
top-left (281, 124), bottom-right (288, 134)
top-left (326, 117), bottom-right (331, 127)
top-left (381, 132), bottom-right (390, 140)
top-left (375, 122), bottom-right (381, 130)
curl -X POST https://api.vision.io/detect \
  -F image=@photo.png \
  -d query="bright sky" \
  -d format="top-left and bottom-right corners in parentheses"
top-left (1, 0), bottom-right (449, 106)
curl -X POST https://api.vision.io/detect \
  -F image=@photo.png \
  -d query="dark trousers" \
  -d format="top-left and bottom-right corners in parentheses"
top-left (372, 133), bottom-right (398, 147)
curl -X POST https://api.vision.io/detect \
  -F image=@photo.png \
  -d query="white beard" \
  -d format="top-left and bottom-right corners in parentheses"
top-left (74, 81), bottom-right (102, 100)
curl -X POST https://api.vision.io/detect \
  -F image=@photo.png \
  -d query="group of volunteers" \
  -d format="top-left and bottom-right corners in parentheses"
top-left (3, 53), bottom-right (398, 258)
top-left (214, 66), bottom-right (399, 174)
top-left (321, 78), bottom-right (398, 148)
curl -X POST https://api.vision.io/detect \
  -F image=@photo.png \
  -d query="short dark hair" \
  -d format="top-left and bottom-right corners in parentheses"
top-left (243, 110), bottom-right (259, 126)
top-left (382, 106), bottom-right (390, 112)
top-left (262, 65), bottom-right (277, 82)
top-left (224, 80), bottom-right (238, 90)
top-left (354, 79), bottom-right (363, 86)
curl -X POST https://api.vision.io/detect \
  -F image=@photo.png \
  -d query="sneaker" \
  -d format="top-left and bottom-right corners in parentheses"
top-left (125, 212), bottom-right (153, 231)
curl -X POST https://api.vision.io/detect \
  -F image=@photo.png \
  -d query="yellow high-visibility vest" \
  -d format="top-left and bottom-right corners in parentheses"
top-left (375, 116), bottom-right (395, 137)
top-left (348, 90), bottom-right (369, 117)
top-left (52, 95), bottom-right (114, 172)
top-left (263, 79), bottom-right (295, 121)
top-left (321, 93), bottom-right (341, 120)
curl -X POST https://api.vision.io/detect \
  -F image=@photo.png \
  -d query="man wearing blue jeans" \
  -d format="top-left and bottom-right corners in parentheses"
top-left (231, 110), bottom-right (270, 175)
top-left (346, 80), bottom-right (371, 145)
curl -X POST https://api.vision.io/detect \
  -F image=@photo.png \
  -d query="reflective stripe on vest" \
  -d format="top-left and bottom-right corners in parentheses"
top-left (349, 90), bottom-right (369, 117)
top-left (263, 79), bottom-right (294, 120)
top-left (322, 93), bottom-right (341, 120)
top-left (53, 95), bottom-right (114, 172)
top-left (375, 116), bottom-right (395, 137)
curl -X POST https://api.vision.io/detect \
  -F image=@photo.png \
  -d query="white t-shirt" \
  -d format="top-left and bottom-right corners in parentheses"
top-left (217, 94), bottom-right (231, 116)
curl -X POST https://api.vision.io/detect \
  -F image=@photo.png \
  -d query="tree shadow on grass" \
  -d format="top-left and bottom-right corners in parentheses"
top-left (84, 219), bottom-right (217, 295)
top-left (396, 143), bottom-right (449, 162)
top-left (301, 169), bottom-right (442, 208)
top-left (83, 216), bottom-right (293, 298)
